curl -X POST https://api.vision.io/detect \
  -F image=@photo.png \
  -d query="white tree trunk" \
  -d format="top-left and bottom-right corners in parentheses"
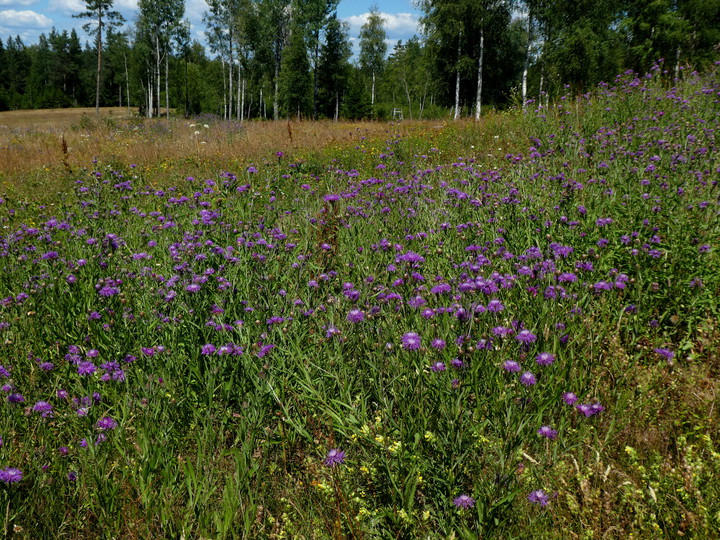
top-left (273, 61), bottom-right (279, 121)
top-left (475, 25), bottom-right (484, 121)
top-left (240, 77), bottom-right (245, 122)
top-left (371, 71), bottom-right (376, 106)
top-left (165, 50), bottom-right (170, 119)
top-left (148, 75), bottom-right (153, 118)
top-left (522, 13), bottom-right (531, 112)
top-left (454, 38), bottom-right (461, 120)
top-left (156, 35), bottom-right (161, 119)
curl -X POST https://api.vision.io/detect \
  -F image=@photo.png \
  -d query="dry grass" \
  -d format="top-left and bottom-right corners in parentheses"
top-left (0, 107), bottom-right (134, 129)
top-left (0, 108), bottom-right (441, 198)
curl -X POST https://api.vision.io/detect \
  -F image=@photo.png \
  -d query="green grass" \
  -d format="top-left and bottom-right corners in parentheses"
top-left (0, 65), bottom-right (719, 538)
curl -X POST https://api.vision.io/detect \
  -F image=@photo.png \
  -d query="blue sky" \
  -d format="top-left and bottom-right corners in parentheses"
top-left (0, 0), bottom-right (422, 57)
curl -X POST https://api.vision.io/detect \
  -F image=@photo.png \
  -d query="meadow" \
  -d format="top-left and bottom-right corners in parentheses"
top-left (0, 62), bottom-right (719, 538)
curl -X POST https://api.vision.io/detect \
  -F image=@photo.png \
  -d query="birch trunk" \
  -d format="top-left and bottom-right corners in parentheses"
top-left (156, 35), bottom-right (161, 118)
top-left (371, 72), bottom-right (376, 106)
top-left (454, 37), bottom-right (461, 120)
top-left (273, 61), bottom-right (279, 121)
top-left (522, 13), bottom-right (531, 112)
top-left (165, 50), bottom-right (170, 119)
top-left (475, 25), bottom-right (484, 121)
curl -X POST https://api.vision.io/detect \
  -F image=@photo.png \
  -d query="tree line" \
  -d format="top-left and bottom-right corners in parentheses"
top-left (0, 0), bottom-right (717, 120)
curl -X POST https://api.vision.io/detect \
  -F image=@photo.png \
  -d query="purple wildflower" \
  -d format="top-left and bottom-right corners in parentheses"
top-left (537, 426), bottom-right (558, 440)
top-left (528, 489), bottom-right (550, 506)
top-left (201, 344), bottom-right (216, 355)
top-left (33, 401), bottom-right (54, 417)
top-left (430, 338), bottom-right (446, 350)
top-left (324, 448), bottom-right (346, 467)
top-left (430, 361), bottom-right (446, 373)
top-left (535, 352), bottom-right (556, 366)
top-left (347, 309), bottom-right (365, 323)
top-left (576, 402), bottom-right (605, 417)
top-left (562, 392), bottom-right (578, 405)
top-left (401, 332), bottom-right (421, 351)
top-left (96, 417), bottom-right (118, 431)
top-left (653, 347), bottom-right (674, 361)
top-left (503, 360), bottom-right (521, 373)
top-left (0, 467), bottom-right (23, 484)
top-left (453, 494), bottom-right (476, 509)
top-left (520, 371), bottom-right (537, 386)
top-left (515, 329), bottom-right (537, 344)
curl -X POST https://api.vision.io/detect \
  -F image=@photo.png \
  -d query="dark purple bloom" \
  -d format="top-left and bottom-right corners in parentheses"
top-left (503, 360), bottom-right (521, 373)
top-left (430, 338), bottom-right (446, 350)
top-left (77, 361), bottom-right (97, 376)
top-left (577, 402), bottom-right (605, 417)
top-left (430, 361), bottom-right (446, 373)
top-left (0, 467), bottom-right (23, 484)
top-left (537, 426), bottom-right (558, 439)
top-left (562, 392), bottom-right (578, 405)
top-left (33, 401), bottom-right (53, 417)
top-left (324, 448), bottom-right (346, 467)
top-left (520, 371), bottom-right (537, 386)
top-left (528, 489), bottom-right (550, 506)
top-left (201, 344), bottom-right (216, 355)
top-left (535, 352), bottom-right (556, 366)
top-left (453, 494), bottom-right (476, 509)
top-left (96, 416), bottom-right (118, 431)
top-left (653, 347), bottom-right (674, 361)
top-left (515, 329), bottom-right (537, 344)
top-left (401, 332), bottom-right (421, 351)
top-left (347, 309), bottom-right (365, 323)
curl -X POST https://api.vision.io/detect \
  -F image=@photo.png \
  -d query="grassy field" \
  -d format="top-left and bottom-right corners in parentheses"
top-left (0, 65), bottom-right (719, 538)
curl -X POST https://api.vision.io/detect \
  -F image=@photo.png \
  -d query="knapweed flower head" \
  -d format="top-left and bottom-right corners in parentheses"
top-left (32, 401), bottom-right (53, 417)
top-left (537, 426), bottom-right (558, 439)
top-left (528, 489), bottom-right (550, 506)
top-left (520, 371), bottom-right (537, 386)
top-left (653, 347), bottom-right (674, 361)
top-left (515, 329), bottom-right (537, 344)
top-left (347, 309), bottom-right (365, 323)
top-left (503, 360), bottom-right (521, 373)
top-left (324, 448), bottom-right (346, 467)
top-left (96, 416), bottom-right (118, 431)
top-left (453, 494), bottom-right (476, 509)
top-left (430, 361), bottom-right (446, 373)
top-left (0, 467), bottom-right (23, 484)
top-left (562, 392), bottom-right (578, 405)
top-left (577, 402), bottom-right (605, 417)
top-left (535, 352), bottom-right (556, 366)
top-left (401, 332), bottom-right (421, 351)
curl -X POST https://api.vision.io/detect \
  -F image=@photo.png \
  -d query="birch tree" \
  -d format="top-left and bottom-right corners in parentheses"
top-left (358, 5), bottom-right (387, 108)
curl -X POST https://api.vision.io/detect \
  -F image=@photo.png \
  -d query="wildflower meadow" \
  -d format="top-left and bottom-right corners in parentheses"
top-left (0, 63), bottom-right (719, 538)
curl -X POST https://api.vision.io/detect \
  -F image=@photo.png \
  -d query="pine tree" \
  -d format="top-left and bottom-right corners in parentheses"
top-left (74, 0), bottom-right (125, 115)
top-left (318, 14), bottom-right (352, 119)
top-left (279, 22), bottom-right (312, 119)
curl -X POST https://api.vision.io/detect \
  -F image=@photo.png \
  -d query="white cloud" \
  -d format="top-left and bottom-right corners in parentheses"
top-left (47, 0), bottom-right (85, 15)
top-left (0, 0), bottom-right (37, 6)
top-left (343, 11), bottom-right (420, 39)
top-left (114, 0), bottom-right (138, 9)
top-left (0, 9), bottom-right (51, 28)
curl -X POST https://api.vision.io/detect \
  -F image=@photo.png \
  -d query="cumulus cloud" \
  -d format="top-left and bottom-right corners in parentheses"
top-left (0, 9), bottom-right (52, 28)
top-left (47, 0), bottom-right (85, 15)
top-left (343, 11), bottom-right (420, 40)
top-left (0, 0), bottom-right (36, 6)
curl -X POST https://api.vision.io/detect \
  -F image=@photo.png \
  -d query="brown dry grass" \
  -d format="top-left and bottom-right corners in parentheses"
top-left (0, 108), bottom-right (439, 198)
